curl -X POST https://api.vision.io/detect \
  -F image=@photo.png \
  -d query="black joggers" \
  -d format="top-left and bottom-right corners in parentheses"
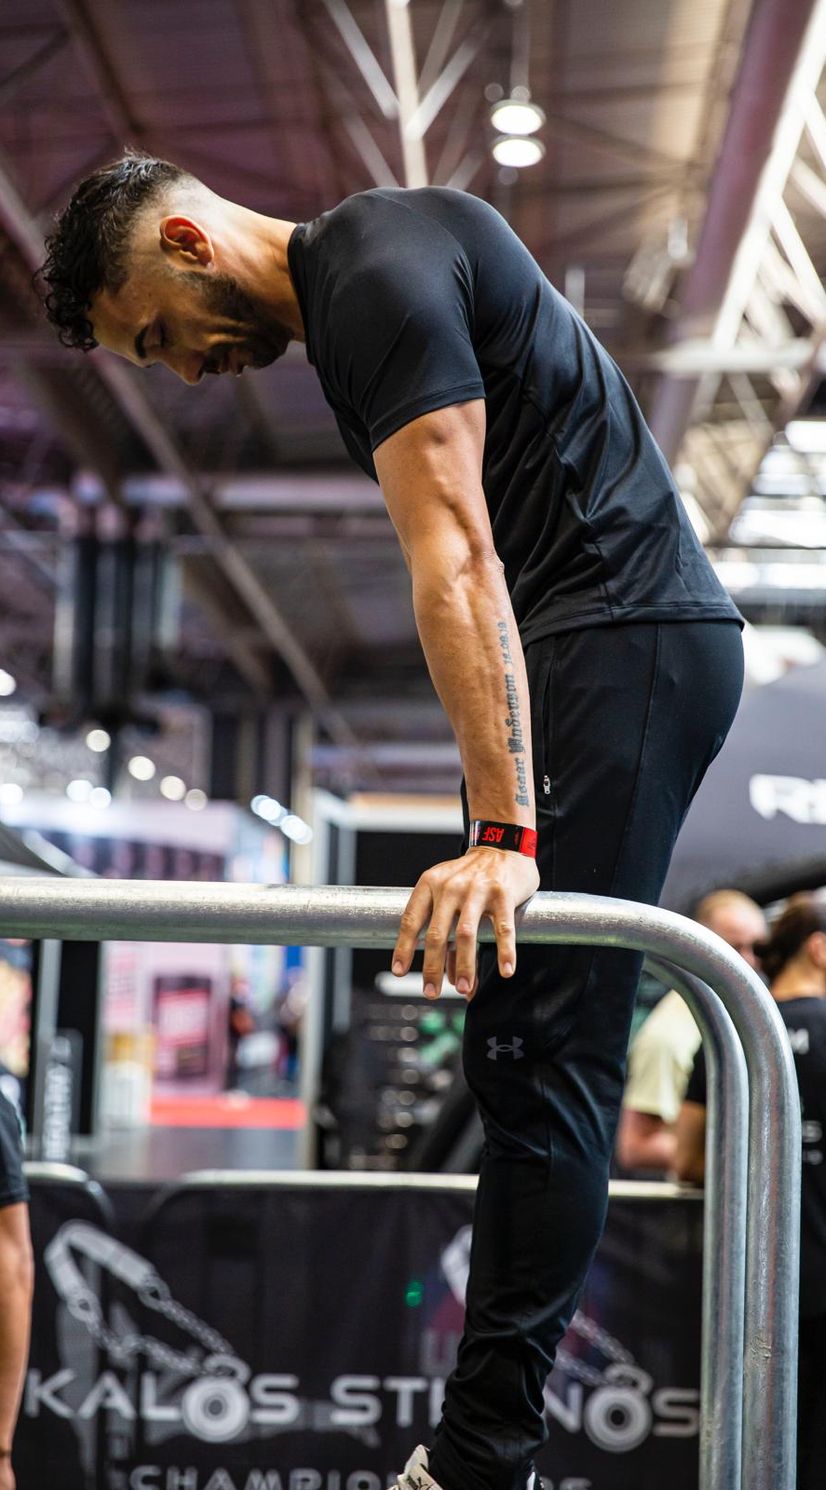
top-left (427, 619), bottom-right (744, 1490)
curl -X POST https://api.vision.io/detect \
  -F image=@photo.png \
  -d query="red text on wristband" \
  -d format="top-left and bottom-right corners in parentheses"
top-left (469, 820), bottom-right (538, 858)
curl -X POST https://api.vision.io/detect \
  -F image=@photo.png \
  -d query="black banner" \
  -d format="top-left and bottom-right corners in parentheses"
top-left (20, 1177), bottom-right (703, 1490)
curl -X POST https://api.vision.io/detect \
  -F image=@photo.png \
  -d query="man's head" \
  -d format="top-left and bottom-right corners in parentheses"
top-left (693, 889), bottom-right (767, 970)
top-left (757, 893), bottom-right (826, 988)
top-left (38, 149), bottom-right (296, 384)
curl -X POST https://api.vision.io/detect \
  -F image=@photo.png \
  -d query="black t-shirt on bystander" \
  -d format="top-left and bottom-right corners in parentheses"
top-left (686, 997), bottom-right (826, 1318)
top-left (287, 187), bottom-right (742, 643)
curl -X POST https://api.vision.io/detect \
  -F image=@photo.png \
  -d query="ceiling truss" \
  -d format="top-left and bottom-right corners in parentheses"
top-left (648, 0), bottom-right (826, 539)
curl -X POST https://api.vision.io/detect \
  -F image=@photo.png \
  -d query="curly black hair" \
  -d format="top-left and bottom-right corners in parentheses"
top-left (756, 895), bottom-right (826, 982)
top-left (37, 149), bottom-right (194, 351)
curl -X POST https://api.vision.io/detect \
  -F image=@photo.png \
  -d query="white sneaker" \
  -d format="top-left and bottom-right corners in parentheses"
top-left (391, 1444), bottom-right (543, 1490)
top-left (392, 1445), bottom-right (441, 1490)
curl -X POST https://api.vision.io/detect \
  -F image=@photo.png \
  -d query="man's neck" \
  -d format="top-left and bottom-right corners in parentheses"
top-left (225, 199), bottom-right (305, 341)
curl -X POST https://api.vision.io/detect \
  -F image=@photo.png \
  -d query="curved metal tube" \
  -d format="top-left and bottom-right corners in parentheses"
top-left (0, 878), bottom-right (800, 1490)
top-left (646, 958), bottom-right (748, 1490)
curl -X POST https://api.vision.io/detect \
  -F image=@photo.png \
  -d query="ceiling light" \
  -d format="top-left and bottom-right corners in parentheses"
top-left (786, 421), bottom-right (826, 453)
top-left (128, 755), bottom-right (156, 782)
top-left (0, 783), bottom-right (23, 807)
top-left (0, 671), bottom-right (17, 698)
top-left (160, 775), bottom-right (186, 801)
top-left (491, 135), bottom-right (545, 169)
top-left (252, 795), bottom-right (286, 824)
top-left (86, 728), bottom-right (111, 752)
top-left (280, 813), bottom-right (314, 844)
top-left (89, 787), bottom-right (111, 809)
top-left (185, 788), bottom-right (207, 811)
top-left (66, 779), bottom-right (93, 803)
top-left (490, 98), bottom-right (545, 135)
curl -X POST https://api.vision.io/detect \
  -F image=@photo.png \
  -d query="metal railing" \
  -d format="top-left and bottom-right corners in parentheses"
top-left (0, 878), bottom-right (800, 1490)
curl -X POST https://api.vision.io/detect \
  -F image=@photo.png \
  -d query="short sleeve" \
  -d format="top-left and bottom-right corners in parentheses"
top-left (624, 1023), bottom-right (686, 1124)
top-left (324, 202), bottom-right (485, 450)
top-left (684, 1045), bottom-right (708, 1107)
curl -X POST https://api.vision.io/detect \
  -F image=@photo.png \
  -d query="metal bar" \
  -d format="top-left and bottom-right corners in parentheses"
top-left (647, 0), bottom-right (825, 463)
top-left (320, 0), bottom-right (399, 119)
top-left (0, 879), bottom-right (799, 1489)
top-left (57, 0), bottom-right (146, 144)
top-left (805, 92), bottom-right (826, 173)
top-left (405, 26), bottom-right (486, 142)
top-left (384, 0), bottom-right (428, 187)
top-left (790, 156), bottom-right (826, 216)
top-left (128, 1169), bottom-right (696, 1199)
top-left (418, 0), bottom-right (464, 100)
top-left (647, 958), bottom-right (748, 1490)
top-left (444, 147), bottom-right (484, 193)
top-left (0, 29), bottom-right (69, 110)
top-left (96, 359), bottom-right (365, 747)
top-left (341, 110), bottom-right (401, 187)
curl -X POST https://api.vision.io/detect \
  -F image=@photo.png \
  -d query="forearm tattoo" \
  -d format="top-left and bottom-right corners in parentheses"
top-left (497, 620), bottom-right (530, 808)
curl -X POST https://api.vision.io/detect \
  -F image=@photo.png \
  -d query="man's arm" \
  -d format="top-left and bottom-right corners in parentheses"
top-left (374, 398), bottom-right (539, 998)
top-left (673, 1102), bottom-right (707, 1184)
top-left (0, 1203), bottom-right (33, 1490)
top-left (615, 1109), bottom-right (676, 1173)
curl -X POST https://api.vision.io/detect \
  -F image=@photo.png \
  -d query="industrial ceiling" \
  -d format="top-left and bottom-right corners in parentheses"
top-left (0, 0), bottom-right (825, 796)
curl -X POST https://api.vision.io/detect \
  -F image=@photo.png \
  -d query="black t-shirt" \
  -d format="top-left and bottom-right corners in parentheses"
top-left (686, 997), bottom-right (826, 1317)
top-left (288, 187), bottom-right (741, 643)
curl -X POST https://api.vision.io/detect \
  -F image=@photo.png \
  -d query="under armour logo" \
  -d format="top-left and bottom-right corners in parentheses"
top-left (487, 1035), bottom-right (524, 1060)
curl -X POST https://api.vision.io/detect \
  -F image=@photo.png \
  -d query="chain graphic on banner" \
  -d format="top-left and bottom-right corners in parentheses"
top-left (45, 1220), bottom-right (240, 1379)
top-left (555, 1310), bottom-right (650, 1391)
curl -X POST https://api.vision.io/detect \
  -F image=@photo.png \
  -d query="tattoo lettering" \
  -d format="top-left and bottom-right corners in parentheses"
top-left (497, 621), bottom-right (530, 808)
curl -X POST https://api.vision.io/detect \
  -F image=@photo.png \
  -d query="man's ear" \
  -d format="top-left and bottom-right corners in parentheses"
top-left (808, 930), bottom-right (826, 970)
top-left (159, 215), bottom-right (214, 267)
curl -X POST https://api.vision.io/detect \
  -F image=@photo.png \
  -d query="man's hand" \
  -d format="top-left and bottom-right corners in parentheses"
top-left (392, 847), bottom-right (539, 999)
top-left (0, 1456), bottom-right (15, 1490)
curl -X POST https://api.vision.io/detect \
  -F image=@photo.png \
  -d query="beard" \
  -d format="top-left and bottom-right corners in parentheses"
top-left (183, 269), bottom-right (291, 371)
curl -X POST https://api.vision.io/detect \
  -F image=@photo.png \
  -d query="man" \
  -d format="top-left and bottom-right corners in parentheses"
top-left (0, 1088), bottom-right (33, 1490)
top-left (616, 889), bottom-right (766, 1174)
top-left (674, 895), bottom-right (826, 1490)
top-left (38, 153), bottom-right (744, 1490)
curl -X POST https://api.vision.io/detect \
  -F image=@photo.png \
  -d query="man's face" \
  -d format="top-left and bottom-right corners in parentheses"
top-left (90, 225), bottom-right (292, 385)
top-left (706, 904), bottom-right (767, 970)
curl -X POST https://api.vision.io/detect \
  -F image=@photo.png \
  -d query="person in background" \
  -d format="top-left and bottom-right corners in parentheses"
top-left (0, 1089), bottom-right (33, 1490)
top-left (675, 894), bottom-right (826, 1490)
top-left (225, 974), bottom-right (255, 1092)
top-left (615, 889), bottom-right (766, 1175)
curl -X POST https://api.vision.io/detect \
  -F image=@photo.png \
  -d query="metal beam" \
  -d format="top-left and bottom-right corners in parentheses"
top-left (418, 0), bottom-right (464, 99)
top-left (0, 29), bottom-right (69, 110)
top-left (320, 0), bottom-right (399, 119)
top-left (235, 0), bottom-right (336, 205)
top-left (384, 0), bottom-right (428, 187)
top-left (56, 0), bottom-right (146, 145)
top-left (405, 22), bottom-right (487, 143)
top-left (180, 562), bottom-right (272, 696)
top-left (96, 357), bottom-right (361, 739)
top-left (647, 0), bottom-right (824, 464)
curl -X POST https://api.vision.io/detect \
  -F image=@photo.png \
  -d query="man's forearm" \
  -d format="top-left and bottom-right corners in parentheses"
top-left (0, 1205), bottom-right (33, 1463)
top-left (411, 547), bottom-right (535, 828)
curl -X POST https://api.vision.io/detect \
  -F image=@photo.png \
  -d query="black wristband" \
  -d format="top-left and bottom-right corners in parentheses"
top-left (469, 820), bottom-right (537, 857)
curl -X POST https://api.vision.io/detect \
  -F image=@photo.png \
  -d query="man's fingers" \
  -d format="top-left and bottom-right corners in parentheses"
top-left (490, 890), bottom-right (517, 979)
top-left (422, 897), bottom-right (462, 998)
top-left (453, 892), bottom-right (487, 994)
top-left (392, 881), bottom-right (434, 975)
